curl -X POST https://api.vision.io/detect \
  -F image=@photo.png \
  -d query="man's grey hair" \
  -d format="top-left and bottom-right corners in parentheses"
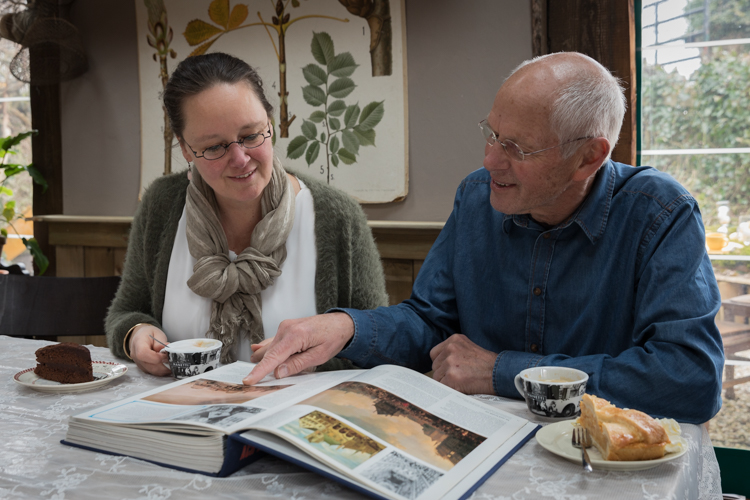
top-left (509, 53), bottom-right (626, 160)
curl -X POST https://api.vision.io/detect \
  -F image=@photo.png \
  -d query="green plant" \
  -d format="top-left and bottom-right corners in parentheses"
top-left (286, 31), bottom-right (384, 184)
top-left (0, 130), bottom-right (49, 274)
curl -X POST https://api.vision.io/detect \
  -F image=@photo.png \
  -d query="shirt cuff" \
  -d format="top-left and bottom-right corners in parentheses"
top-left (493, 350), bottom-right (544, 398)
top-left (326, 308), bottom-right (376, 367)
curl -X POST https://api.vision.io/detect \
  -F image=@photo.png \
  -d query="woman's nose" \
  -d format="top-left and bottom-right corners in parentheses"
top-left (226, 142), bottom-right (250, 166)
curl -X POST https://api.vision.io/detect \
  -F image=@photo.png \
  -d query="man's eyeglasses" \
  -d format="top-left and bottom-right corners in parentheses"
top-left (478, 119), bottom-right (591, 162)
top-left (185, 124), bottom-right (272, 161)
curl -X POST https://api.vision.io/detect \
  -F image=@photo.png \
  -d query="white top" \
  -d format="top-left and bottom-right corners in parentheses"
top-left (162, 178), bottom-right (317, 362)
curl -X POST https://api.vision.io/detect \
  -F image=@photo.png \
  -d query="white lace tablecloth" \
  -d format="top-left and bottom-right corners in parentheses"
top-left (0, 336), bottom-right (722, 500)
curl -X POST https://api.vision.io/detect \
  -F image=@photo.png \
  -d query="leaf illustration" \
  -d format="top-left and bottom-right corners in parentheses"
top-left (320, 133), bottom-right (326, 142)
top-left (342, 129), bottom-right (360, 155)
top-left (328, 100), bottom-right (346, 117)
top-left (306, 141), bottom-right (320, 165)
top-left (331, 154), bottom-right (339, 167)
top-left (358, 101), bottom-right (384, 131)
top-left (287, 136), bottom-right (308, 159)
top-left (328, 52), bottom-right (358, 77)
top-left (329, 117), bottom-right (341, 130)
top-left (302, 64), bottom-right (327, 86)
top-left (184, 19), bottom-right (222, 46)
top-left (311, 32), bottom-right (335, 66)
top-left (328, 77), bottom-right (355, 98)
top-left (344, 104), bottom-right (360, 128)
top-left (330, 136), bottom-right (340, 153)
top-left (209, 0), bottom-right (230, 28)
top-left (301, 120), bottom-right (317, 140)
top-left (302, 85), bottom-right (326, 106)
top-left (292, 0), bottom-right (300, 6)
top-left (338, 148), bottom-right (356, 164)
top-left (353, 127), bottom-right (376, 146)
top-left (228, 4), bottom-right (249, 29)
top-left (189, 39), bottom-right (218, 57)
top-left (309, 111), bottom-right (326, 123)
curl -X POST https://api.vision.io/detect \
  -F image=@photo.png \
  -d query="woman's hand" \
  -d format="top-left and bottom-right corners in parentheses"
top-left (129, 324), bottom-right (172, 376)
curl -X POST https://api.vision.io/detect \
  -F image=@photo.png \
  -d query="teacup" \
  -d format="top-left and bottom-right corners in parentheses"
top-left (162, 339), bottom-right (222, 379)
top-left (514, 366), bottom-right (588, 419)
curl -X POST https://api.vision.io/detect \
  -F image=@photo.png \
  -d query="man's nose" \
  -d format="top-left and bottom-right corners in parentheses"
top-left (483, 142), bottom-right (511, 171)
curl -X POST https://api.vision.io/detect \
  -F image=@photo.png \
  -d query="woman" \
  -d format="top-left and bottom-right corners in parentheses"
top-left (106, 53), bottom-right (387, 376)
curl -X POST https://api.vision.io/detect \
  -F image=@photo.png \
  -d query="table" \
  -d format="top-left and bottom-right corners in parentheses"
top-left (0, 336), bottom-right (722, 499)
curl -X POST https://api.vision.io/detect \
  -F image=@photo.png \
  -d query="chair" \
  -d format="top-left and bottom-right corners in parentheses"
top-left (716, 294), bottom-right (750, 400)
top-left (0, 274), bottom-right (120, 339)
top-left (714, 446), bottom-right (750, 498)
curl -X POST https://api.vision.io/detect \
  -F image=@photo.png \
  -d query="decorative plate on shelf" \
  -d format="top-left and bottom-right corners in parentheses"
top-left (535, 420), bottom-right (687, 471)
top-left (13, 361), bottom-right (128, 393)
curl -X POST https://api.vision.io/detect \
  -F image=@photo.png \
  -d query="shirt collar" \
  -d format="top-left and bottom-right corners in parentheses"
top-left (502, 160), bottom-right (615, 244)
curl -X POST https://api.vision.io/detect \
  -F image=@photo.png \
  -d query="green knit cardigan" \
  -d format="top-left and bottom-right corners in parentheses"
top-left (105, 170), bottom-right (388, 371)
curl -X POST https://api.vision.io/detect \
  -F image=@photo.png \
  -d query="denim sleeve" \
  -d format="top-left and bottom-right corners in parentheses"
top-left (335, 187), bottom-right (466, 372)
top-left (497, 199), bottom-right (724, 424)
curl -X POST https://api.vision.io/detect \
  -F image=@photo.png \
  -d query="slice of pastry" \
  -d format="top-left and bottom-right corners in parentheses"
top-left (577, 394), bottom-right (670, 461)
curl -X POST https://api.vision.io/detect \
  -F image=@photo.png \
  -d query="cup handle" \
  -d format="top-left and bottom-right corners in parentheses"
top-left (514, 374), bottom-right (525, 398)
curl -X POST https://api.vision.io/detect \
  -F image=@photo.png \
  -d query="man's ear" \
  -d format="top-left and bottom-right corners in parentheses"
top-left (572, 137), bottom-right (610, 182)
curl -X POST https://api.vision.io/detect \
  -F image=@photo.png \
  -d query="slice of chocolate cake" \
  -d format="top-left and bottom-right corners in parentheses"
top-left (34, 343), bottom-right (94, 384)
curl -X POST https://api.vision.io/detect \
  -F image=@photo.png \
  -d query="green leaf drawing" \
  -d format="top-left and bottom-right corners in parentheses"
top-left (344, 104), bottom-right (360, 129)
top-left (302, 64), bottom-right (327, 86)
top-left (287, 32), bottom-right (385, 184)
top-left (354, 127), bottom-right (376, 146)
top-left (311, 32), bottom-right (335, 66)
top-left (328, 100), bottom-right (347, 117)
top-left (305, 141), bottom-right (321, 165)
top-left (358, 101), bottom-right (385, 131)
top-left (301, 120), bottom-right (317, 140)
top-left (309, 111), bottom-right (326, 123)
top-left (338, 148), bottom-right (356, 164)
top-left (287, 136), bottom-right (308, 159)
top-left (342, 129), bottom-right (360, 155)
top-left (302, 85), bottom-right (326, 106)
top-left (328, 78), bottom-right (356, 98)
top-left (329, 52), bottom-right (358, 77)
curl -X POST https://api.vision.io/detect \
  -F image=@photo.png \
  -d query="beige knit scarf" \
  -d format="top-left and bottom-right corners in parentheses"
top-left (185, 157), bottom-right (295, 363)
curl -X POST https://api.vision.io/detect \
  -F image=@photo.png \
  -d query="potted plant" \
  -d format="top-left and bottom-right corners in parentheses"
top-left (1, 130), bottom-right (48, 274)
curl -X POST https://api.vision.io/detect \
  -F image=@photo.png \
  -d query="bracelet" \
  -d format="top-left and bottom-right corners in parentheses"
top-left (123, 323), bottom-right (150, 360)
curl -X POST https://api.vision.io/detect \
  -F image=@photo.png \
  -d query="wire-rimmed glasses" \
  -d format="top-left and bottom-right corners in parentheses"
top-left (478, 119), bottom-right (592, 162)
top-left (185, 124), bottom-right (272, 161)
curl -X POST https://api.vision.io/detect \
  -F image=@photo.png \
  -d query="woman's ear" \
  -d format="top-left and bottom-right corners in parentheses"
top-left (178, 138), bottom-right (192, 164)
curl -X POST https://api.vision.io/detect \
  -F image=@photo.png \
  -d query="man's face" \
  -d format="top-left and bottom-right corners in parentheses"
top-left (482, 74), bottom-right (581, 226)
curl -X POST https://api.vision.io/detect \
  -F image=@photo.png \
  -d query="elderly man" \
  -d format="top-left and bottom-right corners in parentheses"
top-left (245, 52), bottom-right (724, 424)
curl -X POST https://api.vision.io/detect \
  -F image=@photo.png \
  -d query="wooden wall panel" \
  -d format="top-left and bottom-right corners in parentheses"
top-left (42, 218), bottom-right (443, 348)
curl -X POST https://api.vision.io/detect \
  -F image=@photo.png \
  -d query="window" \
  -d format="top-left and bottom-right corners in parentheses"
top-left (640, 0), bottom-right (750, 451)
top-left (0, 36), bottom-right (33, 272)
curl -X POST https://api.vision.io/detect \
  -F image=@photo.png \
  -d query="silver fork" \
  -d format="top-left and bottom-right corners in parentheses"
top-left (571, 427), bottom-right (593, 472)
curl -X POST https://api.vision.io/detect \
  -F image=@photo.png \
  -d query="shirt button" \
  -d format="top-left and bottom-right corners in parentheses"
top-left (533, 287), bottom-right (542, 296)
top-left (530, 344), bottom-right (539, 352)
top-left (543, 233), bottom-right (551, 239)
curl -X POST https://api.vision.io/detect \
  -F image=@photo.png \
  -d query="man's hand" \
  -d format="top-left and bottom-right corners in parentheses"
top-left (243, 312), bottom-right (355, 385)
top-left (430, 334), bottom-right (497, 395)
top-left (129, 324), bottom-right (171, 376)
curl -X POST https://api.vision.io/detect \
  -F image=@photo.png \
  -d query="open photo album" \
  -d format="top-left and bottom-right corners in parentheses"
top-left (63, 362), bottom-right (539, 500)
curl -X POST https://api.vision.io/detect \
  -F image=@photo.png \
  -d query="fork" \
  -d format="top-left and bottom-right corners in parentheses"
top-left (572, 426), bottom-right (593, 472)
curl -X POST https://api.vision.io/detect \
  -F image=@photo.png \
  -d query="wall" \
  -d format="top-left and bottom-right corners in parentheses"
top-left (60, 0), bottom-right (532, 223)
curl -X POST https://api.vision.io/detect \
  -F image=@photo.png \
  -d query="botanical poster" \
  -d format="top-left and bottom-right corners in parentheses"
top-left (134, 0), bottom-right (407, 203)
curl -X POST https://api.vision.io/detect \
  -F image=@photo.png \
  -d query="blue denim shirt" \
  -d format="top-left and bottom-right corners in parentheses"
top-left (338, 161), bottom-right (724, 424)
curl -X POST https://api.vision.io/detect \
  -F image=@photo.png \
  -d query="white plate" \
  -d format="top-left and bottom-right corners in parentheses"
top-left (535, 420), bottom-right (687, 471)
top-left (13, 361), bottom-right (128, 393)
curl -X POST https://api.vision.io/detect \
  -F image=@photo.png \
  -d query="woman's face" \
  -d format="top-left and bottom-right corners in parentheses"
top-left (179, 82), bottom-right (274, 211)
